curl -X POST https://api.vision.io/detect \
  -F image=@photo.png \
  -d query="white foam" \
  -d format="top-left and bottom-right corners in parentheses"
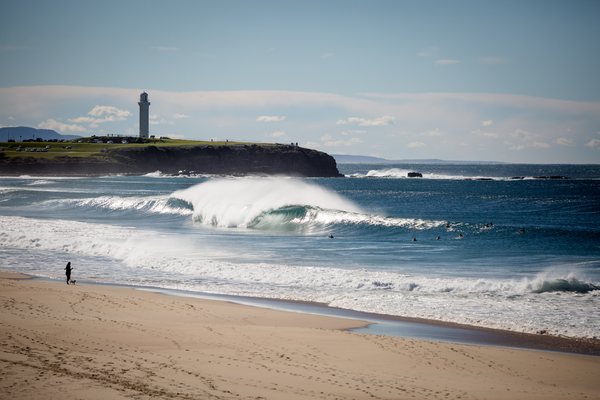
top-left (365, 168), bottom-right (413, 178)
top-left (172, 178), bottom-right (363, 228)
top-left (1, 214), bottom-right (598, 339)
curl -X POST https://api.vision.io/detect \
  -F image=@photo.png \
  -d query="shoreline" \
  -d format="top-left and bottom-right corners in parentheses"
top-left (7, 272), bottom-right (600, 357)
top-left (2, 271), bottom-right (599, 399)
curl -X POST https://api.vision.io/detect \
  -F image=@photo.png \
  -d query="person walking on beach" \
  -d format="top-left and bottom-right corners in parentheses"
top-left (65, 262), bottom-right (72, 284)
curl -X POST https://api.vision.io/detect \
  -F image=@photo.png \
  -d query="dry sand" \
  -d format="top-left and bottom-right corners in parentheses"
top-left (1, 272), bottom-right (599, 400)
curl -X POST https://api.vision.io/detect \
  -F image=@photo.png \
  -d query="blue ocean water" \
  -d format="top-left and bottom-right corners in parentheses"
top-left (0, 164), bottom-right (599, 339)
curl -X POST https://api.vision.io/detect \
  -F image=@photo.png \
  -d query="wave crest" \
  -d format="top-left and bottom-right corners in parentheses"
top-left (171, 178), bottom-right (363, 228)
top-left (533, 278), bottom-right (600, 294)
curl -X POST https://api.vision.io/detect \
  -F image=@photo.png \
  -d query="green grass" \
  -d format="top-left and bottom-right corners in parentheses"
top-left (0, 138), bottom-right (267, 159)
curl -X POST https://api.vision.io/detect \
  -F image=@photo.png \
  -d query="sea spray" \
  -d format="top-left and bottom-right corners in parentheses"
top-left (172, 178), bottom-right (363, 228)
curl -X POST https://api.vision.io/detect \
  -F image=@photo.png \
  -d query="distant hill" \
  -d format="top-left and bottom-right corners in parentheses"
top-left (332, 154), bottom-right (504, 164)
top-left (0, 126), bottom-right (83, 142)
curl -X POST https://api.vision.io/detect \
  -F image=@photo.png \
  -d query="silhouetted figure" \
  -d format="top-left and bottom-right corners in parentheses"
top-left (328, 235), bottom-right (334, 239)
top-left (412, 238), bottom-right (417, 241)
top-left (65, 262), bottom-right (72, 284)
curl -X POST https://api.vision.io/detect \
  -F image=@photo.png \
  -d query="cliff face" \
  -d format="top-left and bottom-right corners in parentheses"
top-left (0, 144), bottom-right (343, 177)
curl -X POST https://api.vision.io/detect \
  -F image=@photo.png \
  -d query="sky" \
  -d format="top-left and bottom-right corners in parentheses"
top-left (1, 0), bottom-right (599, 163)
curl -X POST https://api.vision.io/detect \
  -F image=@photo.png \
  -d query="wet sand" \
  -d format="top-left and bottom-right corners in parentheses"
top-left (1, 272), bottom-right (599, 399)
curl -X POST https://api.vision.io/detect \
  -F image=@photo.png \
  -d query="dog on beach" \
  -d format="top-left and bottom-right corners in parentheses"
top-left (70, 280), bottom-right (76, 285)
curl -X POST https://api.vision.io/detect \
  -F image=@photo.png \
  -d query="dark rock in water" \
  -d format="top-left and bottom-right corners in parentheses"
top-left (475, 178), bottom-right (493, 181)
top-left (407, 172), bottom-right (423, 178)
top-left (510, 177), bottom-right (525, 180)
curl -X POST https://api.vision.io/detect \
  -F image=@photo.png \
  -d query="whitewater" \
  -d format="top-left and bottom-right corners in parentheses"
top-left (0, 163), bottom-right (599, 340)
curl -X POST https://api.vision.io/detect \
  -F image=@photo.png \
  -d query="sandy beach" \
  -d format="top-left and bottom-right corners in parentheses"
top-left (1, 272), bottom-right (599, 400)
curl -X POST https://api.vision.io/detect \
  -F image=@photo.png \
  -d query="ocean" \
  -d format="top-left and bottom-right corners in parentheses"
top-left (1, 163), bottom-right (599, 340)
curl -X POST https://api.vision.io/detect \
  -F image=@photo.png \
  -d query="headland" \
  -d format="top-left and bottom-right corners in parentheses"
top-left (0, 137), bottom-right (342, 177)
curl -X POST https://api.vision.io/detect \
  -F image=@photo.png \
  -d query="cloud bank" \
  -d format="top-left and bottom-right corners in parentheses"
top-left (2, 86), bottom-right (599, 163)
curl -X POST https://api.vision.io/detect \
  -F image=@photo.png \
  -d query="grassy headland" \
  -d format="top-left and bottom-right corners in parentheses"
top-left (0, 137), bottom-right (263, 159)
top-left (0, 137), bottom-right (342, 177)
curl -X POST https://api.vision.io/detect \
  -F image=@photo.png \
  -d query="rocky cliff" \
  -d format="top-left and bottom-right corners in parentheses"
top-left (0, 144), bottom-right (343, 177)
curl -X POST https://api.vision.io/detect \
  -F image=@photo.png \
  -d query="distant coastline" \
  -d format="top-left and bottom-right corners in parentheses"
top-left (332, 154), bottom-right (505, 164)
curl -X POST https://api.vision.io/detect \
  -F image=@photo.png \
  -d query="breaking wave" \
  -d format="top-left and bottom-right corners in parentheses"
top-left (533, 278), bottom-right (600, 294)
top-left (171, 178), bottom-right (442, 231)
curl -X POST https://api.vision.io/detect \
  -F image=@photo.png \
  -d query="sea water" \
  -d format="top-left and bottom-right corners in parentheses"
top-left (0, 164), bottom-right (599, 339)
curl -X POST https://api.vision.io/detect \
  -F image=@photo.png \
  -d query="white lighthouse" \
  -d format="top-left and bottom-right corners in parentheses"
top-left (138, 92), bottom-right (151, 138)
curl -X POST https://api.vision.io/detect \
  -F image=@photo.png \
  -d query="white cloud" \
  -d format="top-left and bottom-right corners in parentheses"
top-left (336, 116), bottom-right (395, 126)
top-left (8, 116), bottom-right (14, 120)
top-left (435, 59), bottom-right (460, 65)
top-left (341, 130), bottom-right (366, 135)
top-left (68, 106), bottom-right (131, 125)
top-left (149, 118), bottom-right (174, 125)
top-left (511, 129), bottom-right (539, 141)
top-left (585, 139), bottom-right (600, 149)
top-left (68, 117), bottom-right (96, 123)
top-left (556, 138), bottom-right (575, 146)
top-left (266, 131), bottom-right (288, 138)
top-left (532, 141), bottom-right (551, 148)
top-left (407, 142), bottom-right (426, 148)
top-left (88, 105), bottom-right (131, 118)
top-left (173, 114), bottom-right (188, 118)
top-left (322, 53), bottom-right (334, 58)
top-left (323, 137), bottom-right (362, 147)
top-left (257, 116), bottom-right (286, 122)
top-left (304, 141), bottom-right (320, 149)
top-left (506, 142), bottom-right (525, 151)
top-left (421, 128), bottom-right (444, 136)
top-left (482, 120), bottom-right (493, 126)
top-left (38, 119), bottom-right (87, 132)
top-left (472, 129), bottom-right (499, 138)
top-left (321, 134), bottom-right (333, 141)
top-left (417, 47), bottom-right (440, 57)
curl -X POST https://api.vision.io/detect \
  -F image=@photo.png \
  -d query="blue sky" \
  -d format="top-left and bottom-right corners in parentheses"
top-left (1, 0), bottom-right (599, 163)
